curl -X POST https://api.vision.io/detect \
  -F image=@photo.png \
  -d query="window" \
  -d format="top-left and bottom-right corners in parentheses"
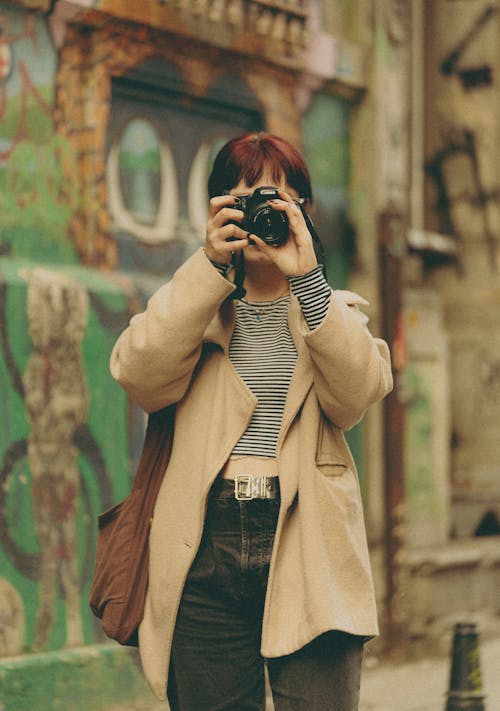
top-left (107, 118), bottom-right (178, 244)
top-left (106, 60), bottom-right (262, 274)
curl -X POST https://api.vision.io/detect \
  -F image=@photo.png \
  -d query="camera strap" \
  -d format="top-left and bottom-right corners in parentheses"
top-left (228, 250), bottom-right (247, 300)
top-left (298, 205), bottom-right (328, 281)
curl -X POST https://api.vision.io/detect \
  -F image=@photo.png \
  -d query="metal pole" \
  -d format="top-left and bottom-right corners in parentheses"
top-left (445, 623), bottom-right (486, 711)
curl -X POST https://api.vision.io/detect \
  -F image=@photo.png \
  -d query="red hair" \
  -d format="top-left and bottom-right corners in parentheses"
top-left (208, 132), bottom-right (313, 203)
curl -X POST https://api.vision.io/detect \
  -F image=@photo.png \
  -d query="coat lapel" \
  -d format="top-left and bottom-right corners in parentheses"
top-left (203, 299), bottom-right (235, 352)
top-left (276, 295), bottom-right (313, 456)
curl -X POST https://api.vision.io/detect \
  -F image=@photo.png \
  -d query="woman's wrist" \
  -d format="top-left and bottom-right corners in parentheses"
top-left (287, 264), bottom-right (325, 285)
top-left (288, 265), bottom-right (331, 330)
top-left (204, 249), bottom-right (232, 277)
top-left (282, 244), bottom-right (318, 277)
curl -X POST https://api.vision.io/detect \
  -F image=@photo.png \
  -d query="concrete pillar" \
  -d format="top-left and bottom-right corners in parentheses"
top-left (403, 287), bottom-right (451, 547)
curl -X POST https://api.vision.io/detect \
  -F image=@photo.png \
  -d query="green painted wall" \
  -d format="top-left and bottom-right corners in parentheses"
top-left (0, 645), bottom-right (154, 711)
top-left (303, 92), bottom-right (352, 290)
top-left (303, 92), bottom-right (364, 490)
top-left (0, 257), bottom-right (130, 651)
top-left (0, 8), bottom-right (78, 265)
top-left (0, 6), bottom-right (147, 706)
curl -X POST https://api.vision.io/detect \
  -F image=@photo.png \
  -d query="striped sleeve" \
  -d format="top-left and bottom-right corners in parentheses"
top-left (287, 265), bottom-right (331, 331)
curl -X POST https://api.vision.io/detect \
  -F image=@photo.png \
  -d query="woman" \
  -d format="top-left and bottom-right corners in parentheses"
top-left (110, 132), bottom-right (393, 711)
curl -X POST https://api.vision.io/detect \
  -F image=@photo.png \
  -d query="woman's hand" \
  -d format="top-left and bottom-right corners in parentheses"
top-left (205, 195), bottom-right (250, 264)
top-left (250, 190), bottom-right (318, 276)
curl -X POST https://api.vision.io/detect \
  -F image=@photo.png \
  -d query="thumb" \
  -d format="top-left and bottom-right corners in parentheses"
top-left (250, 233), bottom-right (273, 255)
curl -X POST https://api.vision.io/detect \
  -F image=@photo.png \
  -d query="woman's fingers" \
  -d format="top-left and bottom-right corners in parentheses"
top-left (211, 206), bottom-right (244, 229)
top-left (206, 222), bottom-right (249, 262)
top-left (205, 195), bottom-right (248, 262)
top-left (219, 223), bottom-right (249, 243)
top-left (270, 195), bottom-right (304, 226)
top-left (217, 235), bottom-right (249, 253)
top-left (208, 194), bottom-right (239, 217)
top-left (209, 221), bottom-right (248, 243)
top-left (269, 202), bottom-right (304, 242)
top-left (249, 233), bottom-right (271, 255)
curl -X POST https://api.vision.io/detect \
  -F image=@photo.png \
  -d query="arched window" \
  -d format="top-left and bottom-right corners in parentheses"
top-left (107, 118), bottom-right (178, 244)
top-left (106, 61), bottom-right (262, 273)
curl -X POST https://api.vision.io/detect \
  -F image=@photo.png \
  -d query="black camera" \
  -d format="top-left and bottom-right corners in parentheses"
top-left (231, 186), bottom-right (289, 247)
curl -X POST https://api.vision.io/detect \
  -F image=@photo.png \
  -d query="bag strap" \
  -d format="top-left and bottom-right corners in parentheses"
top-left (131, 404), bottom-right (175, 492)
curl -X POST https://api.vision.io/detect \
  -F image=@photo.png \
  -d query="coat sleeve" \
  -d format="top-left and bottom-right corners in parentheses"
top-left (303, 290), bottom-right (393, 430)
top-left (109, 248), bottom-right (235, 413)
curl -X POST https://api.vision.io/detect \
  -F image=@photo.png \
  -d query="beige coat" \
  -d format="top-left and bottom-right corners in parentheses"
top-left (110, 247), bottom-right (393, 700)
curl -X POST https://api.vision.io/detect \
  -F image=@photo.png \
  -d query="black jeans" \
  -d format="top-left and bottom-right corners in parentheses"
top-left (169, 479), bottom-right (363, 711)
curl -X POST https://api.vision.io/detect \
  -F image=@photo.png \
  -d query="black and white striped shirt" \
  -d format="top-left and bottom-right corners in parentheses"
top-left (224, 265), bottom-right (331, 458)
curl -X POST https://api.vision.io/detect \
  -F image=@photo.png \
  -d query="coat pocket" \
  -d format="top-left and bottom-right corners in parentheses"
top-left (315, 416), bottom-right (349, 477)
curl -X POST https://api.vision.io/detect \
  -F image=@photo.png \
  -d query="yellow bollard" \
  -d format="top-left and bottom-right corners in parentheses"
top-left (445, 623), bottom-right (486, 710)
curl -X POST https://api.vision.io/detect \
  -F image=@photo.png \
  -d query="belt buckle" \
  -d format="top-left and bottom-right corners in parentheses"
top-left (234, 474), bottom-right (253, 501)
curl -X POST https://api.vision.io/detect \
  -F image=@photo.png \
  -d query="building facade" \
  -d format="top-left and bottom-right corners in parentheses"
top-left (401, 0), bottom-right (500, 655)
top-left (0, 0), bottom-right (499, 708)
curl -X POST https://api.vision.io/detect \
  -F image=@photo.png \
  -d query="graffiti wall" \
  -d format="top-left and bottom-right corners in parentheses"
top-left (0, 3), bottom-right (256, 659)
top-left (0, 7), bottom-right (79, 264)
top-left (0, 4), bottom-right (131, 657)
top-left (0, 260), bottom-right (130, 655)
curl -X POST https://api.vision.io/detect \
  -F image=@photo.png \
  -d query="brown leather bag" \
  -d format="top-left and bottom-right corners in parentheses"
top-left (89, 404), bottom-right (175, 646)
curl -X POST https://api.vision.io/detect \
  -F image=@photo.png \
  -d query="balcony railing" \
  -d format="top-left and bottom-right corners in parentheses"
top-left (147, 0), bottom-right (309, 59)
top-left (63, 0), bottom-right (310, 65)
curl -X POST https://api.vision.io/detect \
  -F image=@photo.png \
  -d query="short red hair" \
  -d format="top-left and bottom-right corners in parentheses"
top-left (208, 132), bottom-right (313, 203)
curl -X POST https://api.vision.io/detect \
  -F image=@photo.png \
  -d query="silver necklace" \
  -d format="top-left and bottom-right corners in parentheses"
top-left (240, 294), bottom-right (289, 322)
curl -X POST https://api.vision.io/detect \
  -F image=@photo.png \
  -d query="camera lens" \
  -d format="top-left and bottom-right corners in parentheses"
top-left (251, 206), bottom-right (289, 246)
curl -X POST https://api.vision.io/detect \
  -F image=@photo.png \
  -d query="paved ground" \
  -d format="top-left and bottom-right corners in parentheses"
top-left (359, 633), bottom-right (499, 711)
top-left (112, 634), bottom-right (500, 710)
